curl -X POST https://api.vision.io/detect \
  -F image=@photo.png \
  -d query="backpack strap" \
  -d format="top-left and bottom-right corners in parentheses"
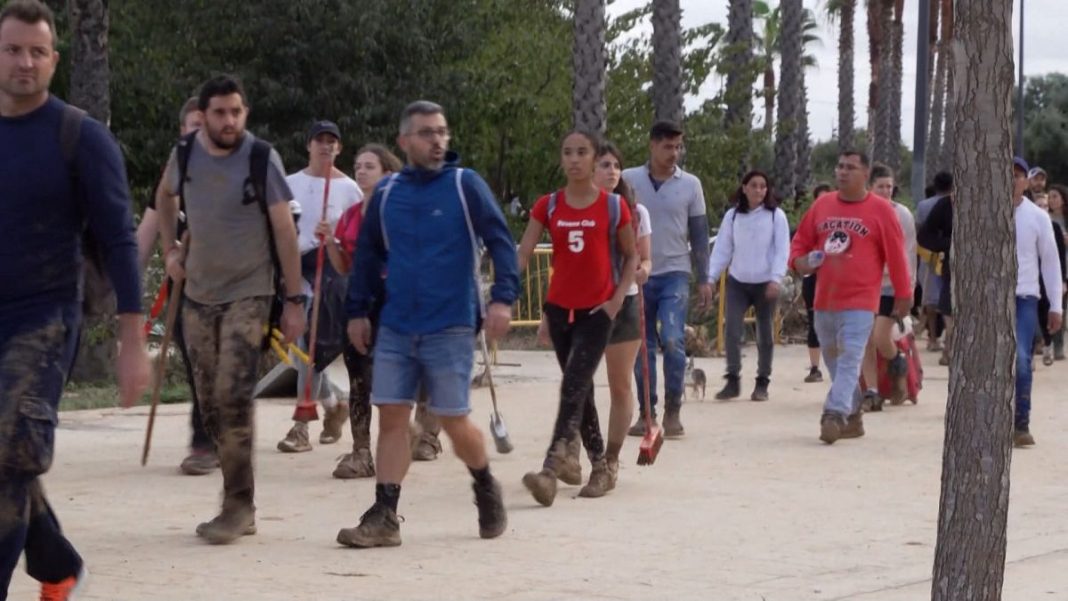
top-left (547, 191), bottom-right (558, 223)
top-left (248, 139), bottom-right (280, 348)
top-left (175, 131), bottom-right (197, 214)
top-left (377, 173), bottom-right (401, 252)
top-left (607, 193), bottom-right (622, 284)
top-left (60, 105), bottom-right (85, 166)
top-left (454, 169), bottom-right (487, 318)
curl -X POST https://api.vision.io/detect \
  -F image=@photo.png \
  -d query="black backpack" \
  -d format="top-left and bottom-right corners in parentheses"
top-left (60, 104), bottom-right (114, 318)
top-left (175, 131), bottom-right (281, 348)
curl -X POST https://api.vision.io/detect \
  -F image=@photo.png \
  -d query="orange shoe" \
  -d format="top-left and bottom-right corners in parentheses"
top-left (40, 567), bottom-right (86, 601)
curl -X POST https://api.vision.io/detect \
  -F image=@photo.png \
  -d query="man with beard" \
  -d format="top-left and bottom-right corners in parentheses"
top-left (155, 74), bottom-right (306, 544)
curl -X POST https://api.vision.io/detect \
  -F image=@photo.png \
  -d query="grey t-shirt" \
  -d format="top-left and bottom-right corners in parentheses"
top-left (164, 132), bottom-right (292, 305)
top-left (622, 164), bottom-right (707, 277)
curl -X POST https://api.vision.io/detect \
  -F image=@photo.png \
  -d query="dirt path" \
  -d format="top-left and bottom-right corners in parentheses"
top-left (10, 345), bottom-right (1068, 600)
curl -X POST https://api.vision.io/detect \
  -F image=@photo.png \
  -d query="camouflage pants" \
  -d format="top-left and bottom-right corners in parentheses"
top-left (342, 344), bottom-right (438, 453)
top-left (181, 296), bottom-right (269, 516)
top-left (0, 305), bottom-right (83, 595)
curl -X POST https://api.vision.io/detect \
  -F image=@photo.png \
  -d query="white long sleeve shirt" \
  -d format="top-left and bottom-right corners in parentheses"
top-left (1016, 198), bottom-right (1063, 313)
top-left (707, 205), bottom-right (790, 285)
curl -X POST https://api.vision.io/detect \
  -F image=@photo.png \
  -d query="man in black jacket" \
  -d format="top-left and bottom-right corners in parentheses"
top-left (917, 191), bottom-right (953, 366)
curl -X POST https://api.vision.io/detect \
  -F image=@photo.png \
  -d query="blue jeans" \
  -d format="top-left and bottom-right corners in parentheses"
top-left (634, 272), bottom-right (690, 414)
top-left (0, 304), bottom-right (83, 597)
top-left (814, 310), bottom-right (875, 417)
top-left (1015, 296), bottom-right (1039, 429)
top-left (371, 325), bottom-right (476, 417)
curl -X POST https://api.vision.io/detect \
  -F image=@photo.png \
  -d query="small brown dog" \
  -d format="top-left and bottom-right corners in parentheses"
top-left (684, 355), bottom-right (707, 400)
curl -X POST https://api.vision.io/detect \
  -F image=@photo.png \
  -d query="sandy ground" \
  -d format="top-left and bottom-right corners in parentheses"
top-left (9, 344), bottom-right (1068, 601)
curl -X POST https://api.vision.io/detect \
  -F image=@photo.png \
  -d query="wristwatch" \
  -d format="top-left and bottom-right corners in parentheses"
top-left (285, 294), bottom-right (308, 305)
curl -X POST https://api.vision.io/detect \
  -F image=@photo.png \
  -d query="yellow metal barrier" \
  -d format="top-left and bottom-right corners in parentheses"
top-left (503, 246), bottom-right (553, 327)
top-left (715, 272), bottom-right (782, 354)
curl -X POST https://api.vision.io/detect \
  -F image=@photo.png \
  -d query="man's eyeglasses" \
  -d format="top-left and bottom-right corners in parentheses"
top-left (411, 127), bottom-right (451, 141)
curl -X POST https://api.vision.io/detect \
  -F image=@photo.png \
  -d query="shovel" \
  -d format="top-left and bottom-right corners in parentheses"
top-left (478, 330), bottom-right (512, 454)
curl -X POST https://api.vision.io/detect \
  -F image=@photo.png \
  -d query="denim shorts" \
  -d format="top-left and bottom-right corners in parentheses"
top-left (371, 325), bottom-right (476, 417)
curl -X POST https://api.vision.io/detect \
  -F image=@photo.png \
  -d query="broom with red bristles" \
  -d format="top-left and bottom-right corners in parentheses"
top-left (292, 164), bottom-right (334, 423)
top-left (636, 286), bottom-right (663, 465)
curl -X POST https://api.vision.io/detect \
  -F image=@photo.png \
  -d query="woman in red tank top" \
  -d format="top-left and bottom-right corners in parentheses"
top-left (516, 131), bottom-right (638, 506)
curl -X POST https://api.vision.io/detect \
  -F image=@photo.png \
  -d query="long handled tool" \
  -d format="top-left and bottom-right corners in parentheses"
top-left (142, 235), bottom-right (189, 466)
top-left (143, 280), bottom-right (169, 336)
top-left (636, 287), bottom-right (663, 466)
top-left (478, 330), bottom-right (512, 454)
top-left (292, 167), bottom-right (334, 422)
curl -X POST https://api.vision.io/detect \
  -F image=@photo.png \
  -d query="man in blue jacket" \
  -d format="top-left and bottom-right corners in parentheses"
top-left (338, 100), bottom-right (518, 548)
top-left (0, 2), bottom-right (149, 598)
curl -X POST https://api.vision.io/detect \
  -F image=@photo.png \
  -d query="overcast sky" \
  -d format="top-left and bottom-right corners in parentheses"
top-left (608, 0), bottom-right (1055, 147)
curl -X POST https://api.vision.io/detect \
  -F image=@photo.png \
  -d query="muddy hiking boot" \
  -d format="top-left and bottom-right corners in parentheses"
top-left (578, 459), bottom-right (612, 498)
top-left (887, 352), bottom-right (909, 405)
top-left (840, 413), bottom-right (865, 439)
top-left (750, 377), bottom-right (770, 402)
top-left (319, 402), bottom-right (349, 445)
top-left (179, 449), bottom-right (219, 476)
top-left (627, 414), bottom-right (655, 437)
top-left (1013, 428), bottom-right (1036, 447)
top-left (472, 478), bottom-right (507, 539)
top-left (409, 421), bottom-right (442, 461)
top-left (523, 440), bottom-right (566, 507)
top-left (860, 389), bottom-right (883, 413)
top-left (277, 421), bottom-right (312, 453)
top-left (819, 412), bottom-right (845, 445)
top-left (555, 436), bottom-right (583, 486)
top-left (804, 366), bottom-right (823, 383)
top-left (714, 374), bottom-right (741, 400)
top-left (662, 407), bottom-right (685, 438)
top-left (605, 456), bottom-right (620, 491)
top-left (196, 509), bottom-right (256, 545)
top-left (333, 448), bottom-right (375, 479)
top-left (336, 503), bottom-right (402, 548)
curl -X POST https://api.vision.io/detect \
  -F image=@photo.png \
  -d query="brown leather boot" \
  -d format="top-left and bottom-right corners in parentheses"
top-left (578, 459), bottom-right (611, 498)
top-left (555, 436), bottom-right (583, 485)
top-left (662, 407), bottom-right (685, 438)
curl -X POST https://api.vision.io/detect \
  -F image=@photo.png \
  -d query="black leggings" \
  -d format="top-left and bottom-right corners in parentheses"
top-left (544, 303), bottom-right (612, 466)
top-left (802, 274), bottom-right (819, 349)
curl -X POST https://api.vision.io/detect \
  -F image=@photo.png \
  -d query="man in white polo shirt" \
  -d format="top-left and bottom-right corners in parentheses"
top-left (277, 120), bottom-right (362, 453)
top-left (622, 120), bottom-right (712, 438)
top-left (1012, 156), bottom-right (1062, 447)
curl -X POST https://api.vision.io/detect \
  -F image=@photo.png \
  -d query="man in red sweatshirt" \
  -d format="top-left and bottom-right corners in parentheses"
top-left (790, 151), bottom-right (911, 444)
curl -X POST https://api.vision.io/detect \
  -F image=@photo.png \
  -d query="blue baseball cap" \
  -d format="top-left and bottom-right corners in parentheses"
top-left (1013, 156), bottom-right (1030, 174)
top-left (306, 120), bottom-right (341, 144)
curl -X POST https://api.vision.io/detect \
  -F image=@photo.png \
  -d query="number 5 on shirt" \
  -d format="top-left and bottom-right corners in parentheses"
top-left (568, 230), bottom-right (585, 253)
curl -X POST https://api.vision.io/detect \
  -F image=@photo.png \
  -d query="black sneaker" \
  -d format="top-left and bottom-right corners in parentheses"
top-left (804, 366), bottom-right (823, 383)
top-left (714, 375), bottom-right (741, 400)
top-left (472, 478), bottom-right (507, 539)
top-left (336, 503), bottom-right (402, 548)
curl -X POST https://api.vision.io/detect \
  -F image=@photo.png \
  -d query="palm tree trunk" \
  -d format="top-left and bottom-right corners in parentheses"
top-left (724, 0), bottom-right (755, 132)
top-left (938, 0), bottom-right (956, 173)
top-left (887, 0), bottom-right (905, 172)
top-left (930, 0), bottom-right (1016, 596)
top-left (867, 0), bottom-right (881, 149)
top-left (795, 75), bottom-right (813, 201)
top-left (68, 0), bottom-right (116, 384)
top-left (873, 0), bottom-right (895, 166)
top-left (764, 67), bottom-right (775, 135)
top-left (837, 0), bottom-right (856, 151)
top-left (651, 0), bottom-right (684, 123)
top-left (926, 0), bottom-right (948, 178)
top-left (572, 0), bottom-right (607, 133)
top-left (773, 0), bottom-right (803, 201)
